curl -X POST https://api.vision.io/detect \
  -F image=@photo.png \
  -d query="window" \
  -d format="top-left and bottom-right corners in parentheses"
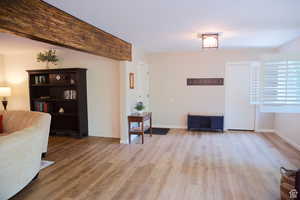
top-left (258, 60), bottom-right (300, 113)
top-left (262, 61), bottom-right (300, 104)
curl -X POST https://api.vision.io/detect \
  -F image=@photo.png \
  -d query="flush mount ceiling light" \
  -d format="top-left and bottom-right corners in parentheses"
top-left (198, 33), bottom-right (219, 49)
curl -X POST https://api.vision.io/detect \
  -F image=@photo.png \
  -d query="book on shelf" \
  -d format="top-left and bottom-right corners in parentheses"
top-left (34, 101), bottom-right (49, 113)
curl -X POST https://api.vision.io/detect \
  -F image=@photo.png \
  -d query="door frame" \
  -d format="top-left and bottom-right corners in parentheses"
top-left (224, 61), bottom-right (257, 131)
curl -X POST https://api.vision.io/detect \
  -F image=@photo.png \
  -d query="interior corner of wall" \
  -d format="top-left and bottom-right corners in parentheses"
top-left (131, 45), bottom-right (148, 64)
top-left (120, 139), bottom-right (128, 144)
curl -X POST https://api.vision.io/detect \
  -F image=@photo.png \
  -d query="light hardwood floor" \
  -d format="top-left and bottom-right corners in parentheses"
top-left (12, 130), bottom-right (300, 200)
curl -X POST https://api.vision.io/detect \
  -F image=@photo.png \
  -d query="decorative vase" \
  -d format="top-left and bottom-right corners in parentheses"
top-left (137, 110), bottom-right (143, 114)
top-left (46, 62), bottom-right (58, 69)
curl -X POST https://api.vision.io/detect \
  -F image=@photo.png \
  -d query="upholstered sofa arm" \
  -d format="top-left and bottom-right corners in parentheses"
top-left (35, 113), bottom-right (51, 153)
top-left (0, 126), bottom-right (43, 200)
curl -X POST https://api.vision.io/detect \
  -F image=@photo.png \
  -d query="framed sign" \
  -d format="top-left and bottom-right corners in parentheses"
top-left (129, 73), bottom-right (135, 89)
top-left (187, 78), bottom-right (224, 86)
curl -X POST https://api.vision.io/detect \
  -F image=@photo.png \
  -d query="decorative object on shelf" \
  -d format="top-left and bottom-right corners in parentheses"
top-left (129, 72), bottom-right (135, 89)
top-left (134, 101), bottom-right (145, 114)
top-left (198, 33), bottom-right (219, 49)
top-left (64, 90), bottom-right (77, 100)
top-left (187, 78), bottom-right (224, 86)
top-left (55, 74), bottom-right (61, 81)
top-left (37, 49), bottom-right (59, 69)
top-left (70, 78), bottom-right (75, 85)
top-left (58, 107), bottom-right (64, 114)
top-left (49, 73), bottom-right (68, 84)
top-left (0, 87), bottom-right (11, 111)
top-left (71, 90), bottom-right (76, 99)
top-left (63, 90), bottom-right (69, 99)
top-left (34, 75), bottom-right (47, 84)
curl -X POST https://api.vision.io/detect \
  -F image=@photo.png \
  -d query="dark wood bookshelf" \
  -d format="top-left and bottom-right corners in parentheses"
top-left (27, 68), bottom-right (88, 138)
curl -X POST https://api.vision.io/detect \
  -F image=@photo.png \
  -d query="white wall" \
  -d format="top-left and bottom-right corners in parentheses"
top-left (274, 114), bottom-right (300, 150)
top-left (273, 36), bottom-right (300, 150)
top-left (1, 48), bottom-right (121, 138)
top-left (147, 49), bottom-right (276, 129)
top-left (0, 55), bottom-right (7, 111)
top-left (0, 32), bottom-right (149, 141)
top-left (59, 51), bottom-right (121, 138)
top-left (119, 48), bottom-right (149, 143)
top-left (3, 53), bottom-right (45, 111)
top-left (255, 107), bottom-right (275, 132)
top-left (279, 37), bottom-right (300, 53)
top-left (0, 55), bottom-right (5, 85)
top-left (0, 55), bottom-right (5, 83)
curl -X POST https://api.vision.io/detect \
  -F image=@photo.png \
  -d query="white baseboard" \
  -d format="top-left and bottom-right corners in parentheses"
top-left (152, 124), bottom-right (186, 129)
top-left (255, 129), bottom-right (275, 133)
top-left (273, 131), bottom-right (300, 152)
top-left (120, 140), bottom-right (128, 144)
top-left (120, 135), bottom-right (139, 144)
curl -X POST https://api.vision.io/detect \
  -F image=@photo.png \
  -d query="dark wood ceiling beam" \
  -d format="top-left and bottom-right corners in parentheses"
top-left (0, 0), bottom-right (132, 61)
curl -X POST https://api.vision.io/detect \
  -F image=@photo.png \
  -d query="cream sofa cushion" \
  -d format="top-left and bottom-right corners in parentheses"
top-left (0, 111), bottom-right (51, 153)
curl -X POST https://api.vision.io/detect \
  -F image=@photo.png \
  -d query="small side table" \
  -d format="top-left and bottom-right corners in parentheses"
top-left (128, 112), bottom-right (152, 144)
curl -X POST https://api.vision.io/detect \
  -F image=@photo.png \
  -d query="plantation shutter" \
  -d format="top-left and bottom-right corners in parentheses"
top-left (262, 61), bottom-right (300, 105)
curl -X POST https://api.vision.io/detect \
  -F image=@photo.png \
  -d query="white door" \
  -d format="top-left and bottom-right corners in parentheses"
top-left (225, 63), bottom-right (256, 130)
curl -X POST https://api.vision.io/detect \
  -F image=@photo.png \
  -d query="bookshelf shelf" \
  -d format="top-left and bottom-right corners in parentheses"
top-left (32, 98), bottom-right (77, 102)
top-left (27, 68), bottom-right (88, 138)
top-left (51, 113), bottom-right (78, 117)
top-left (31, 83), bottom-right (76, 87)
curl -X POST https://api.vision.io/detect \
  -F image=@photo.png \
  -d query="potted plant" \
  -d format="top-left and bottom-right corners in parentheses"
top-left (37, 49), bottom-right (59, 69)
top-left (134, 101), bottom-right (145, 114)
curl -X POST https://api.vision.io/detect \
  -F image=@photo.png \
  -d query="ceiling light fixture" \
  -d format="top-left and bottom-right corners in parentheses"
top-left (198, 33), bottom-right (219, 49)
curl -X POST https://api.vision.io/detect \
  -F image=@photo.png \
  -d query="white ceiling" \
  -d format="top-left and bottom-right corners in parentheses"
top-left (44, 0), bottom-right (300, 52)
top-left (4, 0), bottom-right (300, 53)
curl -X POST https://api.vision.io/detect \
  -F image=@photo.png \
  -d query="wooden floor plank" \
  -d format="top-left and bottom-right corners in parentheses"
top-left (11, 130), bottom-right (300, 200)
